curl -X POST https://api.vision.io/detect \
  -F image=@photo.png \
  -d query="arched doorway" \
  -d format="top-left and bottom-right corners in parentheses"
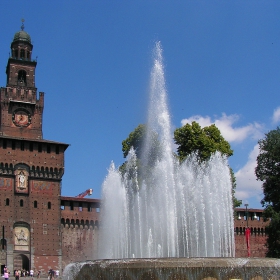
top-left (14, 254), bottom-right (29, 271)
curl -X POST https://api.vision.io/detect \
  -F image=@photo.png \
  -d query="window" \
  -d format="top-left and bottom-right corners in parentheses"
top-left (87, 203), bottom-right (92, 212)
top-left (5, 198), bottom-right (9, 206)
top-left (79, 202), bottom-right (83, 212)
top-left (17, 70), bottom-right (27, 85)
top-left (34, 201), bottom-right (37, 208)
top-left (29, 142), bottom-right (33, 152)
top-left (12, 141), bottom-right (16, 150)
top-left (3, 140), bottom-right (7, 149)
top-left (48, 202), bottom-right (51, 209)
top-left (47, 145), bottom-right (51, 153)
top-left (56, 145), bottom-right (60, 154)
top-left (70, 201), bottom-right (74, 210)
top-left (20, 200), bottom-right (23, 207)
top-left (21, 141), bottom-right (24, 151)
top-left (20, 49), bottom-right (25, 58)
top-left (38, 144), bottom-right (42, 153)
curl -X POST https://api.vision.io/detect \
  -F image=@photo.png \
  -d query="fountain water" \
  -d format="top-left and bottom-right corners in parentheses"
top-left (64, 42), bottom-right (280, 280)
top-left (98, 41), bottom-right (234, 259)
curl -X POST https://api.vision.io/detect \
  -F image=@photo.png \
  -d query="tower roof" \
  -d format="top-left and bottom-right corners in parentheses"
top-left (13, 30), bottom-right (31, 44)
top-left (13, 19), bottom-right (31, 44)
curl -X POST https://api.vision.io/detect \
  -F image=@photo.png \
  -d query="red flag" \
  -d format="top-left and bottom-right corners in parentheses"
top-left (245, 228), bottom-right (251, 257)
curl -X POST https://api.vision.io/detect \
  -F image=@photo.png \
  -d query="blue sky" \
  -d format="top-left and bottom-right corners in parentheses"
top-left (1, 1), bottom-right (280, 209)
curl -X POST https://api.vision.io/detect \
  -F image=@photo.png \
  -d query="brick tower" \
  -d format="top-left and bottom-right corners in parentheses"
top-left (0, 21), bottom-right (69, 274)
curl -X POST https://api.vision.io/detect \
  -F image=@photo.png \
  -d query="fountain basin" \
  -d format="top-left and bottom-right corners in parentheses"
top-left (67, 257), bottom-right (280, 280)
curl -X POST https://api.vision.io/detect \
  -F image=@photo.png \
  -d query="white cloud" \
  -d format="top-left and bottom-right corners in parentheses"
top-left (181, 113), bottom-right (262, 143)
top-left (272, 107), bottom-right (280, 124)
top-left (235, 144), bottom-right (263, 204)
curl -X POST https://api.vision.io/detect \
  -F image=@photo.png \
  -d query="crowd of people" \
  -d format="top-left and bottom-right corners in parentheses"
top-left (2, 265), bottom-right (60, 279)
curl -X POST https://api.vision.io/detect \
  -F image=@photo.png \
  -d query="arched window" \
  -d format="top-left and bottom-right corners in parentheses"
top-left (5, 198), bottom-right (9, 206)
top-left (48, 202), bottom-right (51, 209)
top-left (18, 70), bottom-right (27, 86)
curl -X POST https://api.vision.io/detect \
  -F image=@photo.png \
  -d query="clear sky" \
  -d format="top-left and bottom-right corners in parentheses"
top-left (1, 1), bottom-right (280, 209)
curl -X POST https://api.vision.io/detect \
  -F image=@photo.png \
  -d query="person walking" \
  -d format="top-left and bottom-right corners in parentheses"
top-left (15, 270), bottom-right (20, 280)
top-left (4, 270), bottom-right (9, 280)
top-left (30, 269), bottom-right (34, 279)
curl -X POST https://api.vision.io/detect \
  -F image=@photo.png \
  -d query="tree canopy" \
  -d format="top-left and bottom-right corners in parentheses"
top-left (122, 124), bottom-right (146, 158)
top-left (174, 121), bottom-right (240, 208)
top-left (255, 127), bottom-right (280, 257)
top-left (121, 121), bottom-right (241, 207)
top-left (174, 121), bottom-right (233, 162)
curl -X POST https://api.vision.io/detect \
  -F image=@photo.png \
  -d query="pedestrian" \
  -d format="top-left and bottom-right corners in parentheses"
top-left (15, 270), bottom-right (20, 280)
top-left (30, 269), bottom-right (34, 279)
top-left (4, 270), bottom-right (9, 280)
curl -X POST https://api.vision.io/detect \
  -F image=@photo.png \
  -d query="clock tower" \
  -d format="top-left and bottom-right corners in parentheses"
top-left (0, 20), bottom-right (43, 139)
top-left (0, 21), bottom-right (69, 274)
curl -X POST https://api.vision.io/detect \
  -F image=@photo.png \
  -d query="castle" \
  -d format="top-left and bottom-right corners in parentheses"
top-left (0, 24), bottom-right (268, 276)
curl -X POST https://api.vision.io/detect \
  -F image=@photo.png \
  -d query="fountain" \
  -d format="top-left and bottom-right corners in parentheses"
top-left (63, 42), bottom-right (280, 280)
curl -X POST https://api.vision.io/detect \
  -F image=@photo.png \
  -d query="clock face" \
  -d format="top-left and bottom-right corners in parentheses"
top-left (13, 109), bottom-right (31, 127)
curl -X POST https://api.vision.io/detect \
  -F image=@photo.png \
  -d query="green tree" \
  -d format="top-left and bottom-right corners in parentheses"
top-left (121, 122), bottom-right (241, 207)
top-left (122, 124), bottom-right (146, 158)
top-left (174, 121), bottom-right (233, 162)
top-left (120, 124), bottom-right (160, 179)
top-left (174, 121), bottom-right (241, 208)
top-left (255, 127), bottom-right (280, 257)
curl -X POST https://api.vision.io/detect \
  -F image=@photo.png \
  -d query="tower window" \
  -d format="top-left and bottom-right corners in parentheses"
top-left (17, 70), bottom-right (27, 86)
top-left (15, 49), bottom-right (18, 58)
top-left (12, 141), bottom-right (16, 150)
top-left (5, 198), bottom-right (9, 206)
top-left (21, 141), bottom-right (24, 151)
top-left (29, 142), bottom-right (33, 152)
top-left (47, 145), bottom-right (51, 153)
top-left (20, 49), bottom-right (25, 59)
top-left (34, 201), bottom-right (37, 208)
top-left (56, 145), bottom-right (60, 154)
top-left (27, 51), bottom-right (30, 60)
top-left (20, 199), bottom-right (23, 207)
top-left (48, 202), bottom-right (51, 209)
